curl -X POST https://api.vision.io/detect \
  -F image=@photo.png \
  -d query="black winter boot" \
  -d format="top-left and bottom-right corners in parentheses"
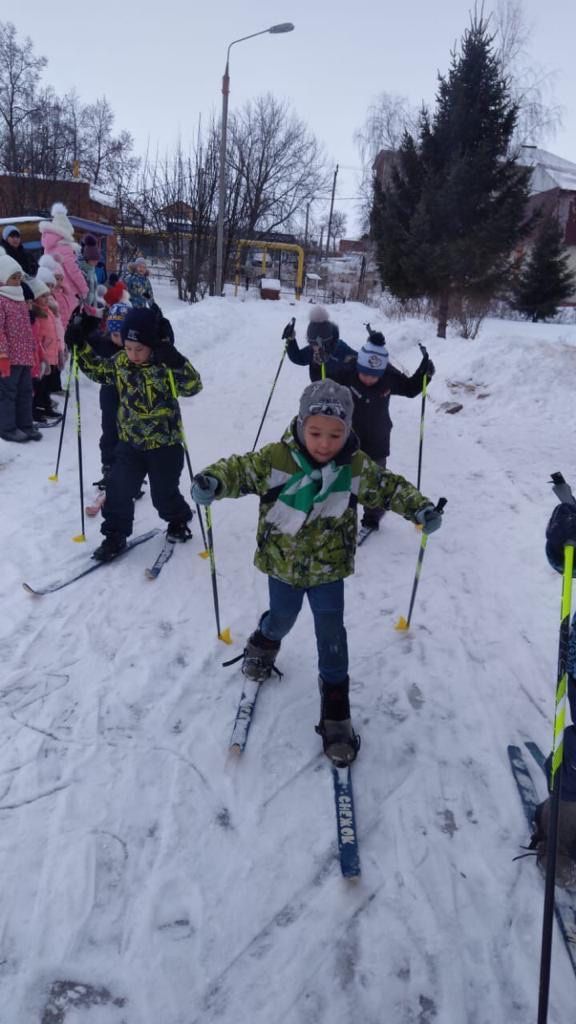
top-left (531, 797), bottom-right (576, 889)
top-left (242, 629), bottom-right (281, 682)
top-left (167, 519), bottom-right (193, 543)
top-left (316, 677), bottom-right (360, 767)
top-left (92, 533), bottom-right (127, 563)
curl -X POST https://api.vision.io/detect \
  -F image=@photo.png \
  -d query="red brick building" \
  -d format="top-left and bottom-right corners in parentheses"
top-left (0, 175), bottom-right (118, 270)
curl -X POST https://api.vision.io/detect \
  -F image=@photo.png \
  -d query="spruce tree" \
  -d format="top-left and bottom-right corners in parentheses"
top-left (513, 214), bottom-right (576, 321)
top-left (372, 15), bottom-right (533, 337)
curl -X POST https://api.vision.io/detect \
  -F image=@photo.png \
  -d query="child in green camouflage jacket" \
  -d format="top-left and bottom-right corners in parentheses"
top-left (191, 379), bottom-right (443, 767)
top-left (72, 307), bottom-right (202, 561)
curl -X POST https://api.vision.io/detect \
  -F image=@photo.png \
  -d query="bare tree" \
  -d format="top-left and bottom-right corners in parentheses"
top-left (0, 21), bottom-right (47, 177)
top-left (493, 0), bottom-right (562, 146)
top-left (225, 94), bottom-right (328, 261)
top-left (354, 92), bottom-right (418, 230)
top-left (79, 97), bottom-right (135, 189)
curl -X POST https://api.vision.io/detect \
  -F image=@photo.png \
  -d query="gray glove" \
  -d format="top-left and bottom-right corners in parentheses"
top-left (191, 474), bottom-right (219, 506)
top-left (415, 504), bottom-right (443, 534)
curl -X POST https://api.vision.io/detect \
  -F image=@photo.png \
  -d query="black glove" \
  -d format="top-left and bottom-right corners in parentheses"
top-left (65, 311), bottom-right (101, 350)
top-left (282, 318), bottom-right (296, 341)
top-left (154, 342), bottom-right (186, 369)
top-left (546, 503), bottom-right (576, 574)
top-left (419, 354), bottom-right (435, 379)
top-left (158, 316), bottom-right (175, 345)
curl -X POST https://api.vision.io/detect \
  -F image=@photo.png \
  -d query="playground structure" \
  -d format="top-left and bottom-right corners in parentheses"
top-left (234, 239), bottom-right (304, 299)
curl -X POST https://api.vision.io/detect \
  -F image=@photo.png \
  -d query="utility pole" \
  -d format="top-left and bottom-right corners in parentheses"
top-left (304, 201), bottom-right (312, 248)
top-left (325, 164), bottom-right (339, 258)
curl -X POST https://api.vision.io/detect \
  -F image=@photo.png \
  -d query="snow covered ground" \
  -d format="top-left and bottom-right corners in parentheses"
top-left (1, 282), bottom-right (576, 1023)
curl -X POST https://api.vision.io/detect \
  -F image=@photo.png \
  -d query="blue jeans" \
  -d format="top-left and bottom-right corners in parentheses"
top-left (260, 577), bottom-right (348, 685)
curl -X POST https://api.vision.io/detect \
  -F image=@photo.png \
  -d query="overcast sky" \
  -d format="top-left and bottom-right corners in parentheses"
top-left (10, 0), bottom-right (576, 234)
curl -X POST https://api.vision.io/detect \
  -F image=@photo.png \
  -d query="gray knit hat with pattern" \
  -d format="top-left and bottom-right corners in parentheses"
top-left (296, 379), bottom-right (354, 444)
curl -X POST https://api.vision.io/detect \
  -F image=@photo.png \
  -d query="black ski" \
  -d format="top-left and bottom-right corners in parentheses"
top-left (34, 414), bottom-right (63, 428)
top-left (507, 744), bottom-right (576, 973)
top-left (357, 525), bottom-right (377, 547)
top-left (145, 535), bottom-right (176, 579)
top-left (23, 529), bottom-right (160, 595)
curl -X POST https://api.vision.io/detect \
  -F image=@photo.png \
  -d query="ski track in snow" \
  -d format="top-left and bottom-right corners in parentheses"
top-left (1, 285), bottom-right (575, 1022)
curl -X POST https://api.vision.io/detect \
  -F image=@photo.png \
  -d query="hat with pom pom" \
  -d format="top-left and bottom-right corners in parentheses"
top-left (356, 330), bottom-right (389, 378)
top-left (39, 202), bottom-right (76, 242)
top-left (306, 305), bottom-right (339, 346)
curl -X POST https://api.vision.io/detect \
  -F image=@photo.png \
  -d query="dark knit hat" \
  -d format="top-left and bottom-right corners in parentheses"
top-left (296, 379), bottom-right (354, 445)
top-left (306, 305), bottom-right (339, 346)
top-left (121, 307), bottom-right (161, 348)
top-left (357, 331), bottom-right (389, 377)
top-left (82, 233), bottom-right (100, 262)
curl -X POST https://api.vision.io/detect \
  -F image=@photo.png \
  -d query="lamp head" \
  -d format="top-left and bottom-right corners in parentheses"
top-left (268, 22), bottom-right (295, 33)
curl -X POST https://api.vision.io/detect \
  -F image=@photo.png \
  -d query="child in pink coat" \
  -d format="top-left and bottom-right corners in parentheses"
top-left (39, 203), bottom-right (88, 313)
top-left (30, 279), bottom-right (62, 422)
top-left (0, 254), bottom-right (41, 442)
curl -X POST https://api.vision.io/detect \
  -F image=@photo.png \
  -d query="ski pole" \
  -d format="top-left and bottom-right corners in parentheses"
top-left (416, 343), bottom-right (428, 492)
top-left (166, 368), bottom-right (209, 555)
top-left (204, 506), bottom-right (232, 644)
top-left (48, 358), bottom-right (73, 483)
top-left (72, 349), bottom-right (86, 543)
top-left (537, 472), bottom-right (576, 1024)
top-left (395, 497), bottom-right (447, 631)
top-left (251, 318), bottom-right (294, 452)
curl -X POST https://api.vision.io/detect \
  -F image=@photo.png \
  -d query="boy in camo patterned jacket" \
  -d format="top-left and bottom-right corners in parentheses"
top-left (191, 379), bottom-right (443, 767)
top-left (70, 307), bottom-right (202, 562)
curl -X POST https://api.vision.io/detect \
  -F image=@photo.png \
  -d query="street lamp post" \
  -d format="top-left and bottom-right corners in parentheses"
top-left (215, 22), bottom-right (294, 297)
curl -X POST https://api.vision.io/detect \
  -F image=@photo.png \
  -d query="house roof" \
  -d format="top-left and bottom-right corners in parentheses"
top-left (518, 147), bottom-right (576, 194)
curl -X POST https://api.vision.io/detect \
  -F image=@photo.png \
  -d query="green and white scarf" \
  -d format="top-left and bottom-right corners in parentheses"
top-left (265, 448), bottom-right (352, 535)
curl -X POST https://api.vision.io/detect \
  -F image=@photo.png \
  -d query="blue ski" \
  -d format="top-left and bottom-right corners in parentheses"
top-left (229, 679), bottom-right (261, 753)
top-left (145, 535), bottom-right (176, 579)
top-left (332, 765), bottom-right (361, 878)
top-left (23, 529), bottom-right (160, 595)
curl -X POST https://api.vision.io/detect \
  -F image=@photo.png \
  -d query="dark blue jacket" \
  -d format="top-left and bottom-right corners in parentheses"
top-left (286, 335), bottom-right (357, 383)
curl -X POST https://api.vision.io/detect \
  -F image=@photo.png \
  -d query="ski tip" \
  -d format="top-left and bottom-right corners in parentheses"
top-left (72, 533), bottom-right (87, 543)
top-left (342, 869), bottom-right (362, 882)
top-left (198, 549), bottom-right (210, 559)
top-left (219, 628), bottom-right (233, 645)
top-left (228, 742), bottom-right (243, 756)
top-left (48, 474), bottom-right (58, 482)
top-left (22, 582), bottom-right (40, 596)
top-left (395, 616), bottom-right (409, 631)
